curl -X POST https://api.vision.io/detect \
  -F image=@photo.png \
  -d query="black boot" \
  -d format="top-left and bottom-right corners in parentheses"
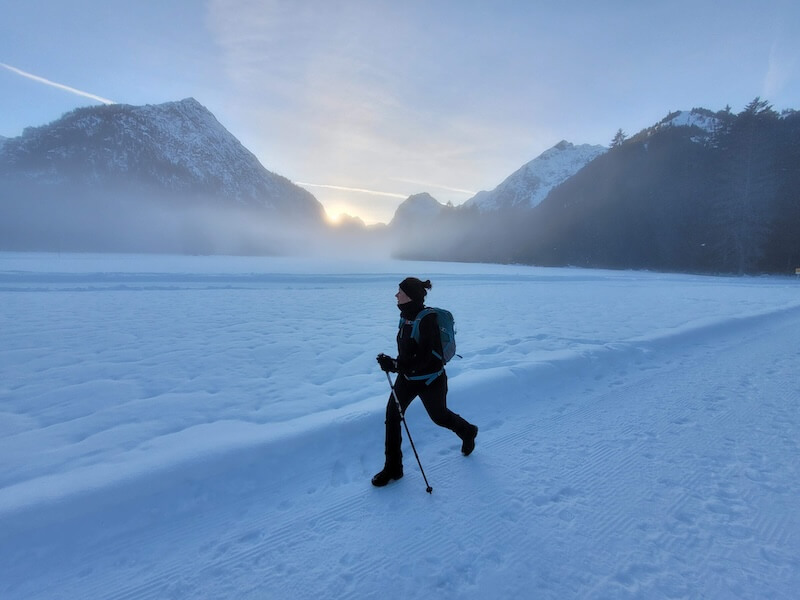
top-left (371, 464), bottom-right (403, 487)
top-left (461, 425), bottom-right (478, 456)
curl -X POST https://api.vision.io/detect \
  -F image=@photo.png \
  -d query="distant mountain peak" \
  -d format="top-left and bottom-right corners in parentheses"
top-left (389, 192), bottom-right (445, 227)
top-left (465, 140), bottom-right (606, 212)
top-left (175, 96), bottom-right (203, 107)
top-left (0, 98), bottom-right (324, 221)
top-left (552, 139), bottom-right (572, 151)
top-left (405, 192), bottom-right (439, 206)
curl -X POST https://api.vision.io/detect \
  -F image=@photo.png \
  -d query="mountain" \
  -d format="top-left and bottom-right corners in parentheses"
top-left (512, 100), bottom-right (800, 274)
top-left (386, 141), bottom-right (605, 239)
top-left (464, 141), bottom-right (606, 212)
top-left (639, 108), bottom-right (721, 141)
top-left (389, 192), bottom-right (446, 228)
top-left (0, 99), bottom-right (326, 253)
top-left (395, 99), bottom-right (800, 274)
top-left (386, 141), bottom-right (605, 256)
top-left (387, 142), bottom-right (605, 261)
top-left (0, 98), bottom-right (324, 221)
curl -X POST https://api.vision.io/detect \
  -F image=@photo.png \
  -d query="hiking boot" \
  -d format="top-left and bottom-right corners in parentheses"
top-left (371, 465), bottom-right (403, 487)
top-left (461, 425), bottom-right (478, 456)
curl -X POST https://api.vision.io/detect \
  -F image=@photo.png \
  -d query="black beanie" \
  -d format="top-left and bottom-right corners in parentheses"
top-left (399, 277), bottom-right (432, 303)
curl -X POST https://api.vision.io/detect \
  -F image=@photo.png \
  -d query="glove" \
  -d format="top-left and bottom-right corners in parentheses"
top-left (376, 353), bottom-right (398, 373)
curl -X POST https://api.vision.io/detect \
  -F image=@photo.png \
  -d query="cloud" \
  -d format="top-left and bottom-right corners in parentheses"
top-left (0, 63), bottom-right (115, 105)
top-left (763, 42), bottom-right (795, 99)
top-left (296, 182), bottom-right (407, 199)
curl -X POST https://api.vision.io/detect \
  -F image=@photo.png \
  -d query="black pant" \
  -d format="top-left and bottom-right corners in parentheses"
top-left (384, 373), bottom-right (472, 467)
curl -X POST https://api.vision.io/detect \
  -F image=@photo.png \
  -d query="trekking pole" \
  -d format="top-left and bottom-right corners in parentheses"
top-left (385, 371), bottom-right (433, 494)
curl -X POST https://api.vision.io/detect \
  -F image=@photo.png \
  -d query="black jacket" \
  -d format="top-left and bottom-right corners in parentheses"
top-left (396, 304), bottom-right (444, 381)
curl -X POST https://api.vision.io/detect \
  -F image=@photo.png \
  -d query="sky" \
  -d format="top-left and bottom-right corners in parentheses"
top-left (1, 1), bottom-right (799, 224)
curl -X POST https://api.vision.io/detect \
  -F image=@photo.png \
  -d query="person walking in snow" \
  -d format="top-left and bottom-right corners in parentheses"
top-left (372, 277), bottom-right (478, 487)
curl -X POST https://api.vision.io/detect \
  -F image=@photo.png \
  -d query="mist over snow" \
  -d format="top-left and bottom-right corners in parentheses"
top-left (3, 98), bottom-right (799, 275)
top-left (0, 98), bottom-right (323, 218)
top-left (0, 99), bottom-right (333, 257)
top-left (2, 252), bottom-right (799, 599)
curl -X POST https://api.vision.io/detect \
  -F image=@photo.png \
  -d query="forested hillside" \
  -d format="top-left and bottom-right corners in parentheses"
top-left (397, 99), bottom-right (800, 275)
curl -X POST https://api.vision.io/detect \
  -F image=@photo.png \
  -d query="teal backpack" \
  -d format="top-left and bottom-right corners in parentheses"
top-left (402, 307), bottom-right (459, 365)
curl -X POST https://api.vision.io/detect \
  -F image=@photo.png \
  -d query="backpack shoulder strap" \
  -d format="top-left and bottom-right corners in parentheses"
top-left (410, 308), bottom-right (436, 342)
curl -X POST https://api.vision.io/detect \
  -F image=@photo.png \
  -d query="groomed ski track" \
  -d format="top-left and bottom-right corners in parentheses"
top-left (2, 307), bottom-right (799, 599)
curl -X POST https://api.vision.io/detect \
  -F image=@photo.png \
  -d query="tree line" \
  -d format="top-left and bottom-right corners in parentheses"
top-left (397, 99), bottom-right (800, 275)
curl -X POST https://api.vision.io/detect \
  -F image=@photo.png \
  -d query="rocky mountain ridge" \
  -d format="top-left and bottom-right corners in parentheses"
top-left (464, 141), bottom-right (607, 213)
top-left (0, 98), bottom-right (324, 222)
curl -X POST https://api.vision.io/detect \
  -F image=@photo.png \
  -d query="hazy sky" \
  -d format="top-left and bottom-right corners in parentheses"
top-left (2, 1), bottom-right (798, 224)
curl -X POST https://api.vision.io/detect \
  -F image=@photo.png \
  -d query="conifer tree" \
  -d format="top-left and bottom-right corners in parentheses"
top-left (712, 98), bottom-right (779, 273)
top-left (611, 129), bottom-right (627, 148)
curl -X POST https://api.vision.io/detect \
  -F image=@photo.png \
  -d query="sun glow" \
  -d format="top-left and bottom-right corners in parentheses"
top-left (322, 204), bottom-right (370, 226)
top-left (298, 183), bottom-right (401, 225)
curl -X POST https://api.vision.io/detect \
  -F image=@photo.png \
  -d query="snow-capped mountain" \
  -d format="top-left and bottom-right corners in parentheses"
top-left (464, 141), bottom-right (606, 212)
top-left (0, 98), bottom-right (324, 223)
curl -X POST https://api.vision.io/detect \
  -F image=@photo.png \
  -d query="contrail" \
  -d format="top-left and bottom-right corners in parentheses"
top-left (391, 177), bottom-right (476, 196)
top-left (296, 182), bottom-right (407, 199)
top-left (0, 63), bottom-right (115, 105)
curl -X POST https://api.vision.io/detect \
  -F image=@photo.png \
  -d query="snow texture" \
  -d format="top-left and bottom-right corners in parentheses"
top-left (659, 109), bottom-right (720, 134)
top-left (1, 253), bottom-right (799, 599)
top-left (465, 141), bottom-right (607, 212)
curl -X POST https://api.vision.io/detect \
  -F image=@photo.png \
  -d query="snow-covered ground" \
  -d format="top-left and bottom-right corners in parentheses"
top-left (1, 253), bottom-right (799, 599)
